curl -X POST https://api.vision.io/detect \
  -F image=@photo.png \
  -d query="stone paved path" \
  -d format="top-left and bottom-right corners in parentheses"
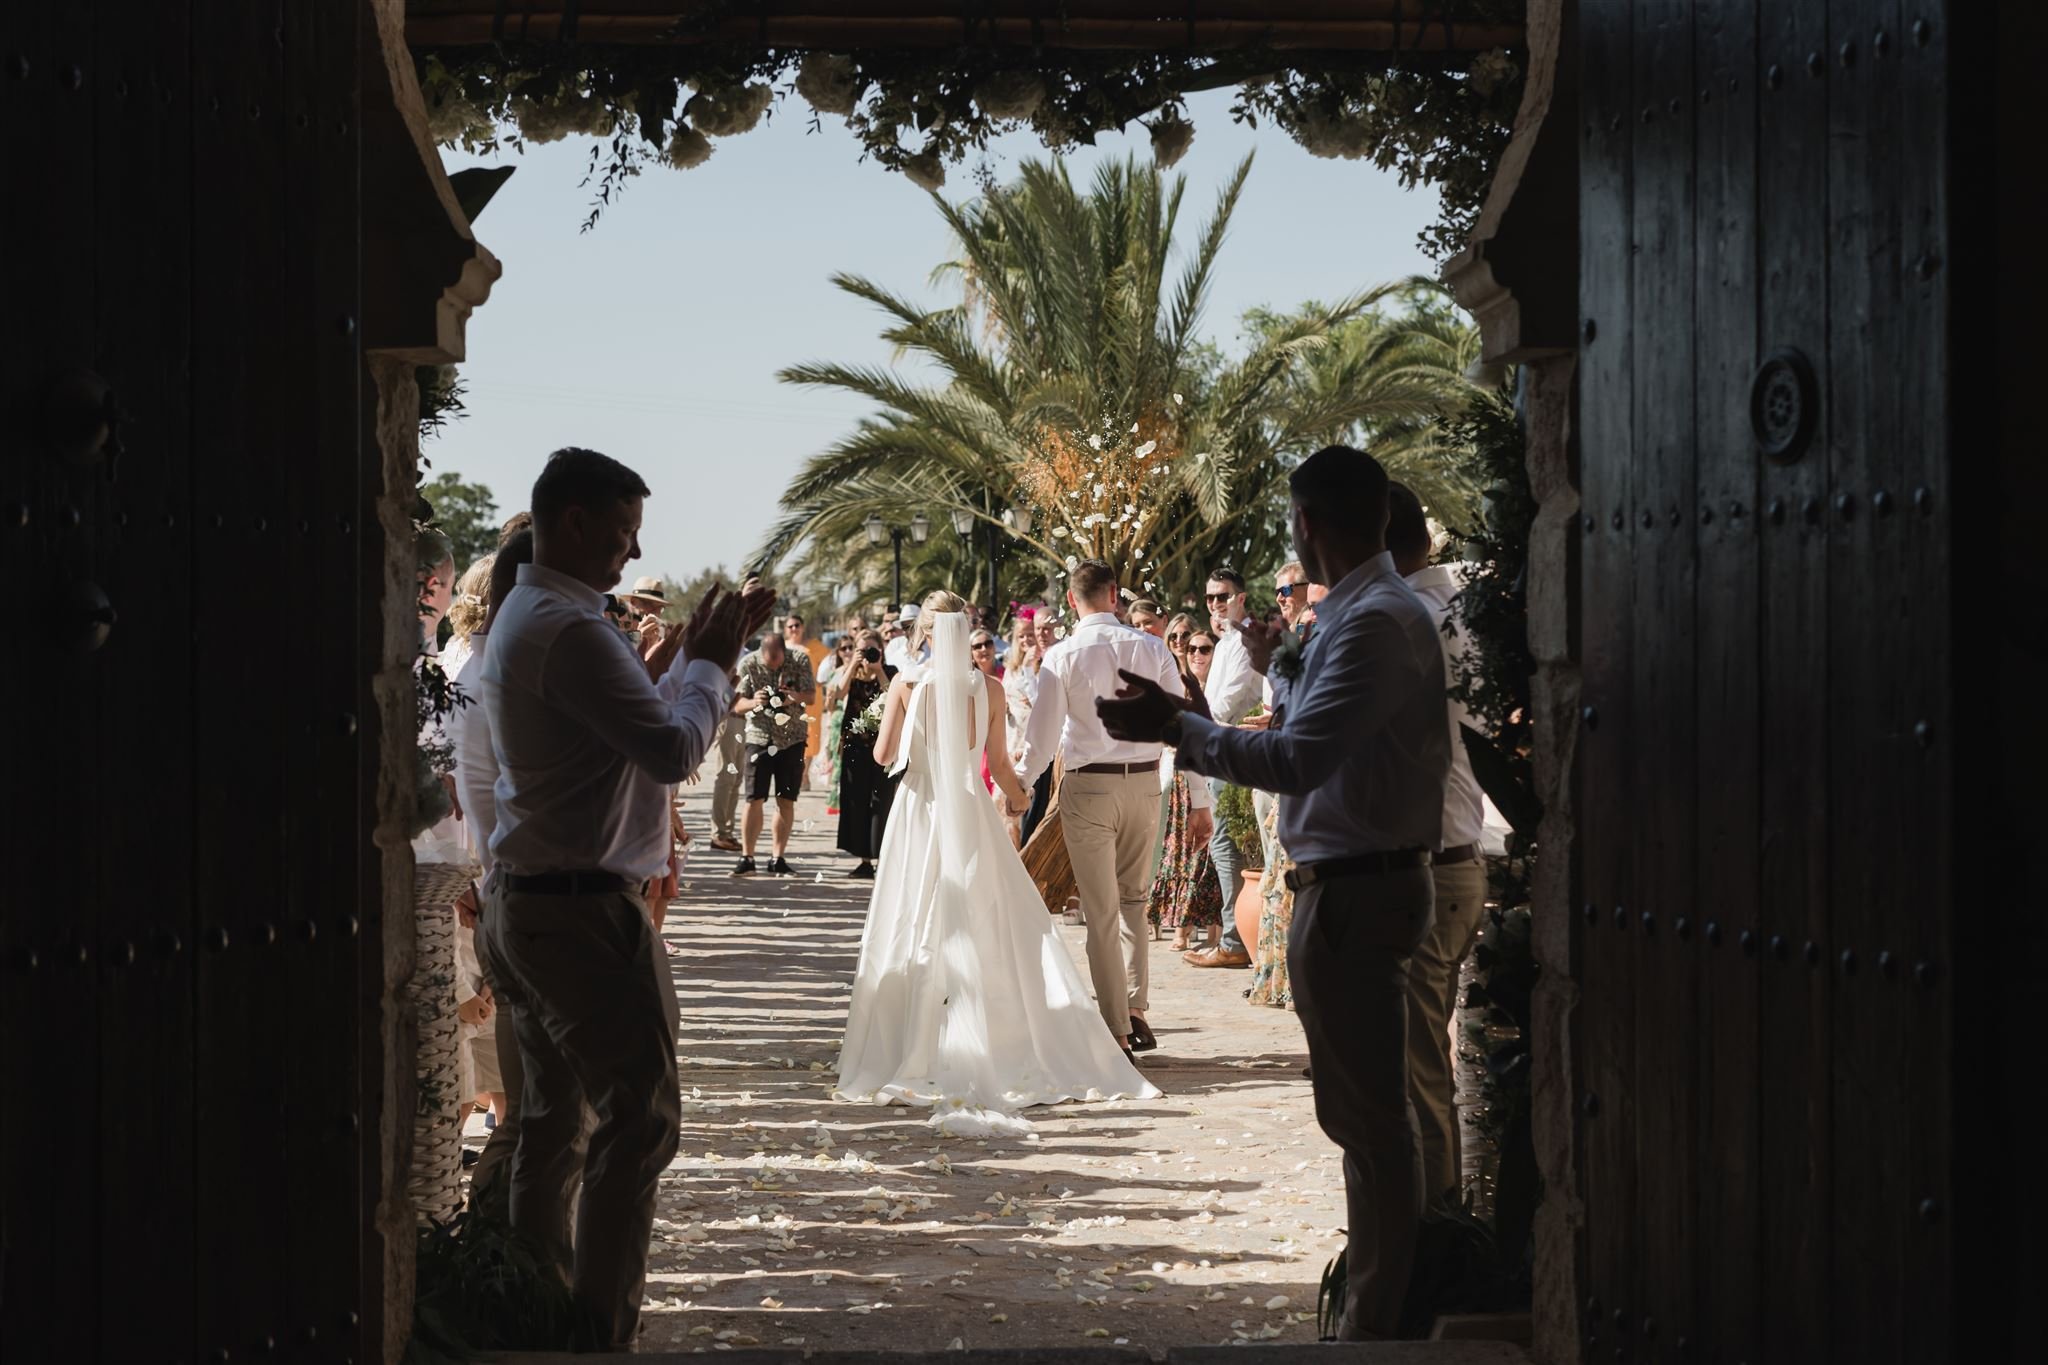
top-left (466, 785), bottom-right (1489, 1358)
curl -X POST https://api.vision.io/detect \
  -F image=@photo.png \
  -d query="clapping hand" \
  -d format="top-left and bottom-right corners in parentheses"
top-left (682, 582), bottom-right (780, 674)
top-left (1233, 615), bottom-right (1284, 676)
top-left (1096, 669), bottom-right (1185, 743)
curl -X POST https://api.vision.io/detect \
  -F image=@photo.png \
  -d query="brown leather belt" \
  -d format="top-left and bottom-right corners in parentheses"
top-left (1074, 758), bottom-right (1160, 775)
top-left (1436, 843), bottom-right (1479, 866)
top-left (1284, 849), bottom-right (1432, 892)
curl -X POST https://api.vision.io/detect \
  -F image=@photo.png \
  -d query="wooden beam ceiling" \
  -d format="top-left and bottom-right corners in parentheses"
top-left (405, 2), bottom-right (1521, 52)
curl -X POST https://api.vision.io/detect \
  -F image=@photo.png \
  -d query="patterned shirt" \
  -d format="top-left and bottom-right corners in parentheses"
top-left (736, 646), bottom-right (816, 750)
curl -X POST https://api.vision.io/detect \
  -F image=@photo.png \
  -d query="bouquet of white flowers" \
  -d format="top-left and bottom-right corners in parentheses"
top-left (846, 691), bottom-right (889, 739)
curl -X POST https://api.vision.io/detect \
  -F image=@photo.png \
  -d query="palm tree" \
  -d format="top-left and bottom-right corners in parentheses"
top-left (756, 154), bottom-right (1479, 607)
top-left (1242, 279), bottom-right (1490, 533)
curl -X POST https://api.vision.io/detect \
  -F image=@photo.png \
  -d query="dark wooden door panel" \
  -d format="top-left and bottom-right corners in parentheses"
top-left (1, 3), bottom-right (366, 1359)
top-left (1690, 0), bottom-right (1762, 1358)
top-left (1575, 0), bottom-right (1639, 1352)
top-left (1577, 0), bottom-right (1953, 1358)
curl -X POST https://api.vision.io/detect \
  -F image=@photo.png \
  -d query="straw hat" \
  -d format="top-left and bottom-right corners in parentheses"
top-left (620, 575), bottom-right (669, 610)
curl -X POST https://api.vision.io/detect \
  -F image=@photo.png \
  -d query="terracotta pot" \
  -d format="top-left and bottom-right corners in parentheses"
top-left (1233, 867), bottom-right (1264, 957)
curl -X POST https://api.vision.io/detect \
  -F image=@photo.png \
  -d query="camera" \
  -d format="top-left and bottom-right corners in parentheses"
top-left (862, 646), bottom-right (883, 664)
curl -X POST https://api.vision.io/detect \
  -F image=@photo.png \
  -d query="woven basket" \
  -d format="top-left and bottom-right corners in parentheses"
top-left (409, 860), bottom-right (476, 1228)
top-left (1018, 769), bottom-right (1076, 915)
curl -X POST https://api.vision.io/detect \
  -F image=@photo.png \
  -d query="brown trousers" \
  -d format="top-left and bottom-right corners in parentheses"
top-left (478, 883), bottom-right (681, 1348)
top-left (1287, 865), bottom-right (1435, 1341)
top-left (1406, 858), bottom-right (1488, 1202)
top-left (1056, 769), bottom-right (1163, 1038)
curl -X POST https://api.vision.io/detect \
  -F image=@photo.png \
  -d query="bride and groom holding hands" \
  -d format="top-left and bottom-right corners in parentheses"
top-left (479, 442), bottom-right (1443, 1348)
top-left (832, 561), bottom-right (1196, 1135)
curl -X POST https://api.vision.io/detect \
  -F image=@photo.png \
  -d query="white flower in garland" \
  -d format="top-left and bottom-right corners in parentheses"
top-left (510, 88), bottom-right (612, 144)
top-left (795, 54), bottom-right (863, 117)
top-left (1146, 110), bottom-right (1195, 168)
top-left (1467, 49), bottom-right (1521, 98)
top-left (686, 80), bottom-right (774, 137)
top-left (664, 123), bottom-right (714, 169)
top-left (901, 150), bottom-right (947, 192)
top-left (1297, 103), bottom-right (1374, 161)
top-left (976, 70), bottom-right (1046, 121)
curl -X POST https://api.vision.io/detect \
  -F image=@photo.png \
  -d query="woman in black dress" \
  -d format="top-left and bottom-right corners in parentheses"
top-left (830, 627), bottom-right (896, 878)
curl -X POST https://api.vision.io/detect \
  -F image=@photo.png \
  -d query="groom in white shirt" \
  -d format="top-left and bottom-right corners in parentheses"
top-left (477, 448), bottom-right (773, 1348)
top-left (1014, 560), bottom-right (1209, 1055)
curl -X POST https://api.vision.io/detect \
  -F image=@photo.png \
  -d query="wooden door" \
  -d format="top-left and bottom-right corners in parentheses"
top-left (1573, 0), bottom-right (1968, 1359)
top-left (0, 3), bottom-right (371, 1360)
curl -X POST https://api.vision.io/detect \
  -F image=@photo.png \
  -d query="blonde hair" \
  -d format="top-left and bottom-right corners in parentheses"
top-left (912, 588), bottom-right (967, 654)
top-left (447, 553), bottom-right (495, 641)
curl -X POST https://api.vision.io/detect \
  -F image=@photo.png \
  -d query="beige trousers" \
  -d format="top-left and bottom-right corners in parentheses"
top-left (1288, 865), bottom-right (1435, 1342)
top-left (1406, 858), bottom-right (1488, 1202)
top-left (709, 716), bottom-right (746, 840)
top-left (477, 882), bottom-right (682, 1349)
top-left (1056, 769), bottom-right (1163, 1039)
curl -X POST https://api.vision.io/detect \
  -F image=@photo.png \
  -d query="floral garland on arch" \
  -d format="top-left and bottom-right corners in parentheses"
top-left (413, 21), bottom-right (1523, 254)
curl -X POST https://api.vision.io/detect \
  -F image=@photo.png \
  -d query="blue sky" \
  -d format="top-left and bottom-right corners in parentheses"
top-left (431, 87), bottom-right (1442, 582)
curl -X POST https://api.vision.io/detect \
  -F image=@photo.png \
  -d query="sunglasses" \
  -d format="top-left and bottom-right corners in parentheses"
top-left (1276, 583), bottom-right (1303, 598)
top-left (1167, 631), bottom-right (1190, 643)
top-left (1187, 643), bottom-right (1216, 655)
top-left (1204, 590), bottom-right (1239, 603)
top-left (971, 642), bottom-right (993, 650)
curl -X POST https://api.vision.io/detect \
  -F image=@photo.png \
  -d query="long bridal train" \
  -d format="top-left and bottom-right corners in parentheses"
top-left (832, 610), bottom-right (1157, 1136)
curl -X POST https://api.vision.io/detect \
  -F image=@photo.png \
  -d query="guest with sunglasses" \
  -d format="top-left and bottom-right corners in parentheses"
top-left (1144, 616), bottom-right (1225, 953)
top-left (1187, 569), bottom-right (1261, 968)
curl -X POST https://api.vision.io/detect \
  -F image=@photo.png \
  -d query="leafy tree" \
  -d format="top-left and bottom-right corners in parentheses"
top-left (755, 154), bottom-right (1469, 607)
top-left (419, 471), bottom-right (501, 574)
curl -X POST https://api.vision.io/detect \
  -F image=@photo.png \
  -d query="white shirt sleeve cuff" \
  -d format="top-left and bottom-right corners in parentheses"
top-left (681, 655), bottom-right (736, 704)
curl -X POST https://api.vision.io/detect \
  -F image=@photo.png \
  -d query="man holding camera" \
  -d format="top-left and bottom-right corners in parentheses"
top-left (730, 625), bottom-right (816, 876)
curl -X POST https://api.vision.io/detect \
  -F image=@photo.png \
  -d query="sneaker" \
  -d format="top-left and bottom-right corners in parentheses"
top-left (767, 857), bottom-right (794, 877)
top-left (460, 1148), bottom-right (479, 1169)
top-left (483, 1111), bottom-right (496, 1132)
top-left (731, 856), bottom-right (757, 876)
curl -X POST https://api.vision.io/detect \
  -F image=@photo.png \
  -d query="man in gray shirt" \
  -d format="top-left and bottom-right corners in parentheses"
top-left (1098, 445), bottom-right (1450, 1342)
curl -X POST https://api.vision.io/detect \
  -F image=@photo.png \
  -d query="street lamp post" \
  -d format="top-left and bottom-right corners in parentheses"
top-left (864, 511), bottom-right (929, 614)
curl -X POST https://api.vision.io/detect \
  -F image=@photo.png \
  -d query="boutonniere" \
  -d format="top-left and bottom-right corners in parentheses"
top-left (1270, 626), bottom-right (1309, 683)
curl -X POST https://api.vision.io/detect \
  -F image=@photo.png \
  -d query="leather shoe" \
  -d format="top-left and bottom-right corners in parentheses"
top-left (1184, 946), bottom-right (1251, 968)
top-left (710, 835), bottom-right (742, 853)
top-left (1127, 1015), bottom-right (1159, 1052)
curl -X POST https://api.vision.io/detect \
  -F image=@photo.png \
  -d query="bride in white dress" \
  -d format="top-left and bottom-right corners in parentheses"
top-left (833, 592), bottom-right (1159, 1136)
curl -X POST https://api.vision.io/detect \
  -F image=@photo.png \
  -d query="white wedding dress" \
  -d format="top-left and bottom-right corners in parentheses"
top-left (834, 613), bottom-right (1159, 1136)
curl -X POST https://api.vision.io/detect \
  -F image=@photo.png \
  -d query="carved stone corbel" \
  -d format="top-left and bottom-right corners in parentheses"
top-left (363, 0), bottom-right (499, 364)
top-left (1442, 0), bottom-right (1576, 364)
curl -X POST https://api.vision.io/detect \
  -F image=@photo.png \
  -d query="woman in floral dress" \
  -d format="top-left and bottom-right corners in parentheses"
top-left (820, 635), bottom-right (854, 814)
top-left (1247, 798), bottom-right (1295, 1008)
top-left (1146, 622), bottom-right (1225, 949)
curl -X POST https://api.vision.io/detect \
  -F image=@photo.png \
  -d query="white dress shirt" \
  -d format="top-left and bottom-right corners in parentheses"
top-left (1173, 553), bottom-right (1447, 863)
top-left (479, 563), bottom-right (734, 880)
top-left (1017, 612), bottom-right (1211, 809)
top-left (1203, 619), bottom-right (1265, 726)
top-left (1404, 564), bottom-right (1488, 850)
top-left (447, 631), bottom-right (502, 876)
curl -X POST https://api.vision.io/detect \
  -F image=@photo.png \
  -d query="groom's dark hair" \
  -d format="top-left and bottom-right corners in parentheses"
top-left (1291, 444), bottom-right (1390, 541)
top-left (532, 447), bottom-right (651, 529)
top-left (1069, 559), bottom-right (1118, 606)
